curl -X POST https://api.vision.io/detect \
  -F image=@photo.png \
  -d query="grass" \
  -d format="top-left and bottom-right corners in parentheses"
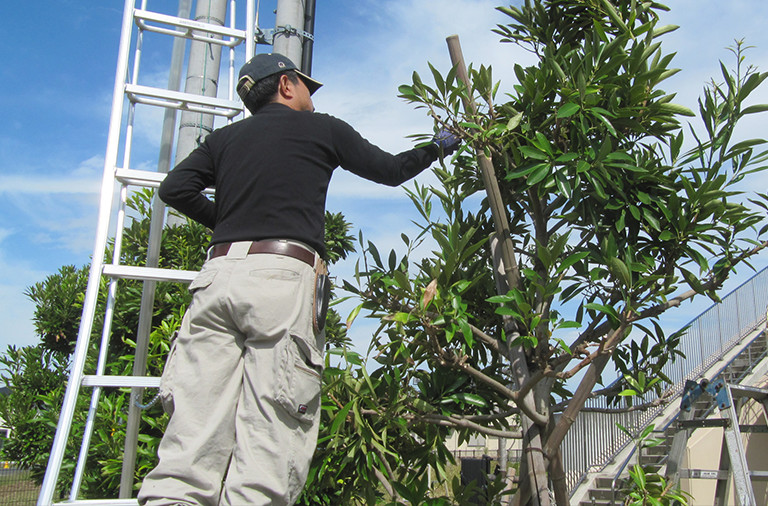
top-left (0, 468), bottom-right (40, 506)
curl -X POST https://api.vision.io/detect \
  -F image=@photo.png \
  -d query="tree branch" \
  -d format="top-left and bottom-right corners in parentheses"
top-left (421, 413), bottom-right (523, 439)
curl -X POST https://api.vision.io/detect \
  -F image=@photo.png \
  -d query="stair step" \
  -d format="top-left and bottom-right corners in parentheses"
top-left (590, 488), bottom-right (624, 500)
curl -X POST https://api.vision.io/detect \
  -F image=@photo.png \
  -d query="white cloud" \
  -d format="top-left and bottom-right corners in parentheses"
top-left (0, 176), bottom-right (101, 195)
top-left (0, 233), bottom-right (49, 351)
top-left (0, 155), bottom-right (103, 195)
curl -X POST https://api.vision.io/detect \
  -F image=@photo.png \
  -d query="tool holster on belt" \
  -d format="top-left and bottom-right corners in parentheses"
top-left (313, 259), bottom-right (331, 334)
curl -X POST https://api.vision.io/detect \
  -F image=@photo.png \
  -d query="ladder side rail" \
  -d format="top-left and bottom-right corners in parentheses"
top-left (37, 0), bottom-right (137, 503)
top-left (226, 0), bottom-right (237, 126)
top-left (246, 0), bottom-right (255, 64)
top-left (121, 4), bottom-right (147, 174)
top-left (70, 184), bottom-right (132, 499)
top-left (120, 0), bottom-right (194, 493)
top-left (71, 5), bottom-right (144, 483)
top-left (720, 383), bottom-right (758, 506)
top-left (713, 427), bottom-right (733, 506)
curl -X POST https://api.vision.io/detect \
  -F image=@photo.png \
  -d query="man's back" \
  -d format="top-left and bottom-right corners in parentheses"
top-left (160, 102), bottom-right (439, 255)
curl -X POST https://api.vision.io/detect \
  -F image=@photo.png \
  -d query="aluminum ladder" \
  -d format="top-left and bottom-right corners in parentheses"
top-left (37, 1), bottom-right (255, 504)
top-left (666, 378), bottom-right (768, 506)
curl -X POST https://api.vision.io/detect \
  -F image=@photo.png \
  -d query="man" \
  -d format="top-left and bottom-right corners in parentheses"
top-left (138, 53), bottom-right (459, 506)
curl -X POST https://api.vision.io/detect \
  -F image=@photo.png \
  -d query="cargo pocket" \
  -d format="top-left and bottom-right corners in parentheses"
top-left (188, 268), bottom-right (216, 294)
top-left (275, 335), bottom-right (323, 425)
top-left (159, 331), bottom-right (179, 416)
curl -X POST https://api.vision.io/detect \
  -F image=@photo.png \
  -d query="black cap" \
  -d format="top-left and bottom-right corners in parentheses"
top-left (237, 53), bottom-right (322, 102)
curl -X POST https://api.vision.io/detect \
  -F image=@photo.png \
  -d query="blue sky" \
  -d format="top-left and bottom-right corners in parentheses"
top-left (1, 0), bottom-right (768, 355)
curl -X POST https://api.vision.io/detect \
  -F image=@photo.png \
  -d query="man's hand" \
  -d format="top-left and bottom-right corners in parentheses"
top-left (432, 129), bottom-right (461, 156)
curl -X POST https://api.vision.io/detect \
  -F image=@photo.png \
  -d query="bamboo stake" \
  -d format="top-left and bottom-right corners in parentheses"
top-left (445, 35), bottom-right (520, 291)
top-left (446, 35), bottom-right (550, 506)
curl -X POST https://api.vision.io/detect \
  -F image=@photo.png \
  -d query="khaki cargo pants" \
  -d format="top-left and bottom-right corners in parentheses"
top-left (138, 241), bottom-right (324, 506)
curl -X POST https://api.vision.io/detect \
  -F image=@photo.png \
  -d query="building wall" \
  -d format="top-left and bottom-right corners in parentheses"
top-left (681, 395), bottom-right (768, 505)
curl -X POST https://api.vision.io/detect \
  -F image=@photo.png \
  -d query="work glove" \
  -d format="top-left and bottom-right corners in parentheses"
top-left (432, 129), bottom-right (461, 156)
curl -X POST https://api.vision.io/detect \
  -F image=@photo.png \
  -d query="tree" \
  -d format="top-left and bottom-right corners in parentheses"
top-left (337, 0), bottom-right (768, 503)
top-left (0, 190), bottom-right (356, 499)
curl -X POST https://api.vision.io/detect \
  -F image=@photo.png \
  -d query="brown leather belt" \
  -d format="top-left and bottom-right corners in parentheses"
top-left (209, 240), bottom-right (315, 267)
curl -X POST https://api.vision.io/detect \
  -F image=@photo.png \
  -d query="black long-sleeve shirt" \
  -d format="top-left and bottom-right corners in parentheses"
top-left (159, 103), bottom-right (439, 257)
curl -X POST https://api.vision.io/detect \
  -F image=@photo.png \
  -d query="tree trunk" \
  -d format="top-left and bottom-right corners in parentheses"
top-left (549, 448), bottom-right (569, 505)
top-left (517, 415), bottom-right (551, 506)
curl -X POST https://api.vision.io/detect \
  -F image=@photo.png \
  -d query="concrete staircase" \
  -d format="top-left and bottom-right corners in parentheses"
top-left (575, 330), bottom-right (768, 505)
top-left (577, 430), bottom-right (672, 505)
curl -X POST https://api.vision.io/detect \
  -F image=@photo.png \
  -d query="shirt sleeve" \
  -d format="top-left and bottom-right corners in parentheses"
top-left (328, 116), bottom-right (439, 186)
top-left (158, 141), bottom-right (217, 229)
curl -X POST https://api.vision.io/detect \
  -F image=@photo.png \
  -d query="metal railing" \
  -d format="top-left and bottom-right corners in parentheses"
top-left (607, 327), bottom-right (768, 504)
top-left (561, 264), bottom-right (768, 493)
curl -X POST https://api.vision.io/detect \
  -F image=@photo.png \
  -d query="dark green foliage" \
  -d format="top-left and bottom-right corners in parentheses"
top-left (25, 266), bottom-right (88, 354)
top-left (1, 189), bottom-right (357, 501)
top-left (360, 0), bottom-right (768, 501)
top-left (0, 346), bottom-right (68, 481)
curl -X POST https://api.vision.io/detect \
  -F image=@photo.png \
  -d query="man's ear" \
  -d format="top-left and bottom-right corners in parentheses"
top-left (277, 74), bottom-right (295, 100)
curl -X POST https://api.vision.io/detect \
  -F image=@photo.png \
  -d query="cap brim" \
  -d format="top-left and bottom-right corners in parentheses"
top-left (297, 71), bottom-right (323, 95)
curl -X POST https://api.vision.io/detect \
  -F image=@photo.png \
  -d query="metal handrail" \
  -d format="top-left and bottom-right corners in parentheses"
top-left (608, 328), bottom-right (767, 503)
top-left (564, 264), bottom-right (768, 494)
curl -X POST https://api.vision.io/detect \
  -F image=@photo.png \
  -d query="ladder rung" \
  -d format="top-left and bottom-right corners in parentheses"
top-left (125, 84), bottom-right (242, 118)
top-left (54, 500), bottom-right (139, 505)
top-left (134, 9), bottom-right (246, 47)
top-left (114, 168), bottom-right (215, 196)
top-left (680, 469), bottom-right (768, 481)
top-left (102, 264), bottom-right (198, 283)
top-left (82, 375), bottom-right (161, 388)
top-left (729, 384), bottom-right (768, 399)
top-left (115, 168), bottom-right (165, 188)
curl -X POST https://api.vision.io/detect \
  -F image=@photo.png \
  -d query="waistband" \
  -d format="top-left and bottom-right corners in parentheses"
top-left (208, 240), bottom-right (317, 268)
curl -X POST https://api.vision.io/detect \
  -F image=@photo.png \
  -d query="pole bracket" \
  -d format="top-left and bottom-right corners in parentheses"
top-left (255, 24), bottom-right (314, 46)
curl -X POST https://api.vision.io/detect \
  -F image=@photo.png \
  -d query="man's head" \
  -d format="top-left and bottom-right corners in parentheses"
top-left (237, 53), bottom-right (322, 114)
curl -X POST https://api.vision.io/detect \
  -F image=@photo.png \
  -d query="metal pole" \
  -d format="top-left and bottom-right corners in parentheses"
top-left (273, 0), bottom-right (305, 65)
top-left (174, 0), bottom-right (228, 170)
top-left (37, 1), bottom-right (136, 504)
top-left (301, 0), bottom-right (316, 75)
top-left (118, 0), bottom-right (193, 497)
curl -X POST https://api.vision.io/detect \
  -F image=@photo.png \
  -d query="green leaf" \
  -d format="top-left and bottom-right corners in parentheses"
top-left (460, 121), bottom-right (482, 130)
top-left (657, 103), bottom-right (695, 116)
top-left (527, 163), bottom-right (551, 185)
top-left (584, 302), bottom-right (620, 322)
top-left (346, 303), bottom-right (363, 330)
top-left (599, 0), bottom-right (629, 32)
top-left (652, 24), bottom-right (679, 37)
top-left (449, 392), bottom-right (488, 408)
top-left (519, 146), bottom-right (549, 161)
top-left (507, 112), bottom-right (523, 131)
top-left (554, 338), bottom-right (572, 354)
top-left (742, 104), bottom-right (768, 115)
top-left (330, 401), bottom-right (354, 435)
top-left (608, 257), bottom-right (631, 286)
top-left (557, 103), bottom-right (580, 118)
